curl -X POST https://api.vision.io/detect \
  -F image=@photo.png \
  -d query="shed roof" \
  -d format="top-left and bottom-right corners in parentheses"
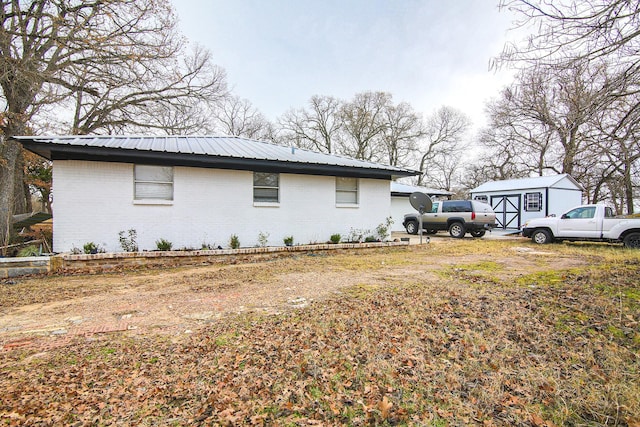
top-left (470, 174), bottom-right (583, 193)
top-left (390, 182), bottom-right (453, 197)
top-left (15, 135), bottom-right (420, 180)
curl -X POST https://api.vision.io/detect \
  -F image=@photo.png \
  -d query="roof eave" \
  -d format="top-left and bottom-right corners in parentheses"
top-left (22, 140), bottom-right (418, 180)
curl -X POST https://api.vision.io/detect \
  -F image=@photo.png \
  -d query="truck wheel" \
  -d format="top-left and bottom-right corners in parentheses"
top-left (449, 222), bottom-right (466, 238)
top-left (470, 230), bottom-right (486, 238)
top-left (623, 232), bottom-right (640, 249)
top-left (405, 220), bottom-right (419, 235)
top-left (531, 229), bottom-right (552, 245)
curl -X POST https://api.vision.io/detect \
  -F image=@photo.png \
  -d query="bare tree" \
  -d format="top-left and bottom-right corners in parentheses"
top-left (488, 40), bottom-right (639, 210)
top-left (380, 102), bottom-right (424, 167)
top-left (591, 93), bottom-right (640, 211)
top-left (68, 45), bottom-right (227, 135)
top-left (497, 0), bottom-right (640, 71)
top-left (279, 92), bottom-right (424, 168)
top-left (211, 95), bottom-right (274, 141)
top-left (338, 91), bottom-right (391, 162)
top-left (416, 107), bottom-right (470, 186)
top-left (0, 0), bottom-right (228, 251)
top-left (493, 0), bottom-right (640, 211)
top-left (278, 95), bottom-right (342, 153)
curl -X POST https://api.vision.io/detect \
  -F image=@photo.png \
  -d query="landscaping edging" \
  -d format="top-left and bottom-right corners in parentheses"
top-left (37, 241), bottom-right (409, 275)
top-left (0, 256), bottom-right (51, 278)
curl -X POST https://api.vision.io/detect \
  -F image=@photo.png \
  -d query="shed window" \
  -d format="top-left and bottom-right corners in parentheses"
top-left (524, 192), bottom-right (542, 211)
top-left (134, 165), bottom-right (173, 200)
top-left (474, 195), bottom-right (488, 203)
top-left (253, 172), bottom-right (279, 203)
top-left (336, 177), bottom-right (358, 204)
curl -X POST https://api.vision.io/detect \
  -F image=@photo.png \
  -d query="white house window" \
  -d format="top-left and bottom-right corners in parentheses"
top-left (474, 195), bottom-right (488, 203)
top-left (524, 192), bottom-right (542, 211)
top-left (336, 177), bottom-right (358, 204)
top-left (253, 172), bottom-right (279, 203)
top-left (134, 165), bottom-right (173, 200)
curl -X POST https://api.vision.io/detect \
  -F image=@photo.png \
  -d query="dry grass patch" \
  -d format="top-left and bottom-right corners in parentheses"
top-left (1, 240), bottom-right (639, 426)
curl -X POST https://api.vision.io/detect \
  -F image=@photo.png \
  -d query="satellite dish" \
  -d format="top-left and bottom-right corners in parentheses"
top-left (409, 192), bottom-right (432, 214)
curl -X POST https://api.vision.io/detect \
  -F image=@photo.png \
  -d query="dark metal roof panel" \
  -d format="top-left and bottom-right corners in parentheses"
top-left (15, 135), bottom-right (420, 177)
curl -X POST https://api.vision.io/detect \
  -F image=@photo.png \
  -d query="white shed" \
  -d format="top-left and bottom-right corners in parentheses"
top-left (390, 182), bottom-right (452, 231)
top-left (470, 174), bottom-right (583, 229)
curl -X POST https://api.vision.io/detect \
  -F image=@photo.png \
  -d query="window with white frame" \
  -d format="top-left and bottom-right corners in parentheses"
top-left (253, 172), bottom-right (279, 203)
top-left (336, 177), bottom-right (358, 204)
top-left (134, 165), bottom-right (173, 200)
top-left (524, 192), bottom-right (542, 211)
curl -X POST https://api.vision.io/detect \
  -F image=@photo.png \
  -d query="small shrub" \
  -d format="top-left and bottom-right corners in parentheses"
top-left (118, 229), bottom-right (138, 252)
top-left (283, 236), bottom-right (294, 246)
top-left (348, 228), bottom-right (369, 243)
top-left (364, 236), bottom-right (378, 243)
top-left (257, 231), bottom-right (270, 247)
top-left (229, 234), bottom-right (240, 249)
top-left (18, 245), bottom-right (40, 257)
top-left (201, 242), bottom-right (221, 250)
top-left (155, 238), bottom-right (173, 251)
top-left (330, 233), bottom-right (341, 244)
top-left (82, 242), bottom-right (104, 254)
top-left (375, 216), bottom-right (394, 241)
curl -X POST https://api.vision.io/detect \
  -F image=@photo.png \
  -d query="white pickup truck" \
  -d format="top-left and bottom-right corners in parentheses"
top-left (521, 204), bottom-right (640, 248)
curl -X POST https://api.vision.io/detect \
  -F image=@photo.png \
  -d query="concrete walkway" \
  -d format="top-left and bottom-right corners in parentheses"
top-left (391, 228), bottom-right (522, 245)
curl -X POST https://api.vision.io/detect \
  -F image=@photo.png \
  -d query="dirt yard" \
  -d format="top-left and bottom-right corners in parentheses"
top-left (0, 235), bottom-right (578, 351)
top-left (2, 236), bottom-right (639, 425)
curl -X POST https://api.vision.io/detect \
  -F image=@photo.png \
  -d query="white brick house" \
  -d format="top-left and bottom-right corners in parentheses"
top-left (17, 136), bottom-right (419, 252)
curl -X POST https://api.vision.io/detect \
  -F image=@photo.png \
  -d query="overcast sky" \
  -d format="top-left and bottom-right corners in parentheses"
top-left (173, 1), bottom-right (523, 131)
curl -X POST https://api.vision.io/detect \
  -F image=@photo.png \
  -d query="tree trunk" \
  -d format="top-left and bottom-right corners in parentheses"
top-left (0, 138), bottom-right (22, 254)
top-left (13, 156), bottom-right (28, 214)
top-left (624, 161), bottom-right (634, 214)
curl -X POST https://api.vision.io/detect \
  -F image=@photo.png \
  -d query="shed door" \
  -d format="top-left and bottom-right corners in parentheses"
top-left (491, 195), bottom-right (521, 229)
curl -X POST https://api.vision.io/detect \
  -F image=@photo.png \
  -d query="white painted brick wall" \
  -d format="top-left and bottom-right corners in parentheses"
top-left (391, 196), bottom-right (413, 231)
top-left (52, 160), bottom-right (393, 252)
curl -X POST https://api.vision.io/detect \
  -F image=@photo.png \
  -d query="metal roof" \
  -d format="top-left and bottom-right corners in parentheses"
top-left (15, 135), bottom-right (420, 180)
top-left (390, 182), bottom-right (453, 196)
top-left (12, 211), bottom-right (52, 229)
top-left (470, 174), bottom-right (583, 193)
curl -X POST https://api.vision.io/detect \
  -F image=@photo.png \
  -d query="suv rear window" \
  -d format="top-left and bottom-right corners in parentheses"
top-left (442, 201), bottom-right (472, 213)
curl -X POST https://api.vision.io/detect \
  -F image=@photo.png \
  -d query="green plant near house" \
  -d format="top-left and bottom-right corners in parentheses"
top-left (257, 231), bottom-right (270, 247)
top-left (364, 235), bottom-right (378, 242)
top-left (330, 233), bottom-right (341, 244)
top-left (18, 245), bottom-right (40, 257)
top-left (155, 238), bottom-right (173, 251)
top-left (283, 236), bottom-right (294, 246)
top-left (348, 228), bottom-right (369, 243)
top-left (375, 216), bottom-right (394, 241)
top-left (229, 234), bottom-right (240, 249)
top-left (83, 242), bottom-right (104, 254)
top-left (118, 229), bottom-right (138, 252)
top-left (201, 242), bottom-right (220, 250)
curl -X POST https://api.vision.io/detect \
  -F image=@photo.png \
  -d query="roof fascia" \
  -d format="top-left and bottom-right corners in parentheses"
top-left (33, 142), bottom-right (417, 180)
